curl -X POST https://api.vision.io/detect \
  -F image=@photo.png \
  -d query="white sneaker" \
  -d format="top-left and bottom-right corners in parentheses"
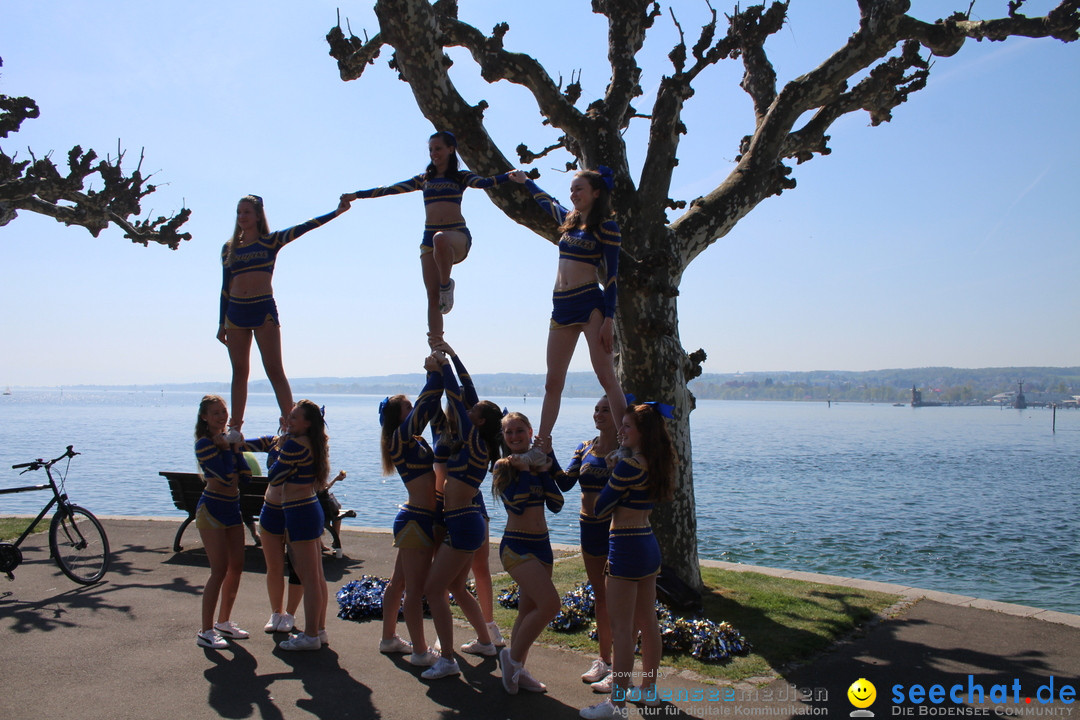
top-left (407, 649), bottom-right (439, 667)
top-left (276, 613), bottom-right (295, 633)
top-left (196, 629), bottom-right (228, 649)
top-left (225, 427), bottom-right (244, 447)
top-left (518, 445), bottom-right (550, 470)
top-left (582, 658), bottom-right (611, 683)
top-left (517, 666), bottom-right (548, 693)
top-left (318, 629), bottom-right (329, 646)
top-left (379, 635), bottom-right (412, 654)
top-left (263, 613), bottom-right (282, 633)
top-left (487, 621), bottom-right (506, 647)
top-left (499, 647), bottom-right (519, 695)
top-left (460, 639), bottom-right (497, 656)
top-left (214, 620), bottom-right (249, 639)
top-left (438, 279), bottom-right (455, 315)
top-left (590, 673), bottom-right (613, 693)
top-left (420, 656), bottom-right (461, 680)
top-left (278, 633), bottom-right (321, 651)
top-left (632, 686), bottom-right (662, 707)
top-left (580, 699), bottom-right (627, 719)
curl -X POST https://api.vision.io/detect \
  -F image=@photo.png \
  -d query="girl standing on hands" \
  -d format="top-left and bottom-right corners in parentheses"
top-left (193, 394), bottom-right (251, 649)
top-left (342, 132), bottom-right (514, 345)
top-left (494, 412), bottom-right (564, 694)
top-left (218, 194), bottom-right (351, 440)
top-left (269, 399), bottom-right (332, 651)
top-left (506, 168), bottom-right (626, 464)
top-left (580, 403), bottom-right (677, 719)
top-left (421, 348), bottom-right (504, 680)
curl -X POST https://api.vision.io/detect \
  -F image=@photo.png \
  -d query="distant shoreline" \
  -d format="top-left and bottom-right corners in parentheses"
top-left (6, 365), bottom-right (1079, 405)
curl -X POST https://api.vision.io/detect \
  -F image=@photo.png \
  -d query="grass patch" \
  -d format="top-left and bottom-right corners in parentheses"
top-left (479, 557), bottom-right (898, 683)
top-left (0, 516), bottom-right (45, 542)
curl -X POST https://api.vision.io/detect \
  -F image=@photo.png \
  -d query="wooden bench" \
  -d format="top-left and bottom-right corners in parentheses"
top-left (160, 471), bottom-right (356, 553)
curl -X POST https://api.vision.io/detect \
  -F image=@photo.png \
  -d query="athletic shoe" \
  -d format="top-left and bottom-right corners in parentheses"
top-left (318, 629), bottom-right (329, 646)
top-left (460, 639), bottom-right (497, 656)
top-left (420, 656), bottom-right (461, 680)
top-left (197, 629), bottom-right (228, 649)
top-left (225, 427), bottom-right (244, 447)
top-left (631, 686), bottom-right (662, 707)
top-left (276, 613), bottom-right (295, 633)
top-left (517, 445), bottom-right (550, 470)
top-left (517, 666), bottom-right (548, 693)
top-left (264, 613), bottom-right (283, 633)
top-left (407, 649), bottom-right (439, 667)
top-left (214, 620), bottom-right (249, 639)
top-left (487, 621), bottom-right (506, 648)
top-left (590, 674), bottom-right (613, 693)
top-left (581, 658), bottom-right (611, 683)
top-left (439, 279), bottom-right (455, 315)
top-left (499, 647), bottom-right (519, 695)
top-left (278, 633), bottom-right (321, 651)
top-left (379, 635), bottom-right (413, 654)
top-left (580, 699), bottom-right (627, 719)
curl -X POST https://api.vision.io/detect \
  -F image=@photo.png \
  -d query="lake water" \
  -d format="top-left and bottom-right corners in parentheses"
top-left (1, 390), bottom-right (1077, 614)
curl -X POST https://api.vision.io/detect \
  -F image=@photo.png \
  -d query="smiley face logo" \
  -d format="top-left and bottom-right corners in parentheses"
top-left (847, 678), bottom-right (877, 709)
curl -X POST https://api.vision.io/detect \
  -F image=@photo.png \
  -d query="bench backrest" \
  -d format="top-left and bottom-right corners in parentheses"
top-left (159, 471), bottom-right (271, 517)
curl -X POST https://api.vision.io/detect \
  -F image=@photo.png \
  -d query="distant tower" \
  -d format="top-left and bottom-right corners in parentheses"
top-left (911, 385), bottom-right (923, 407)
top-left (1013, 380), bottom-right (1027, 410)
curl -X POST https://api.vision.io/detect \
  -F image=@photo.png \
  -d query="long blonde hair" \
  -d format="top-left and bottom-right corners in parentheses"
top-left (492, 411), bottom-right (531, 499)
top-left (224, 194), bottom-right (270, 266)
top-left (194, 394), bottom-right (226, 439)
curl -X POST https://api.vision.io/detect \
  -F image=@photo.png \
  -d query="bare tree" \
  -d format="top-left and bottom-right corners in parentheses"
top-left (0, 57), bottom-right (191, 249)
top-left (326, 1), bottom-right (1078, 591)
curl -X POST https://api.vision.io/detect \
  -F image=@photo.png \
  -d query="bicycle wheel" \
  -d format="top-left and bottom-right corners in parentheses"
top-left (49, 505), bottom-right (110, 584)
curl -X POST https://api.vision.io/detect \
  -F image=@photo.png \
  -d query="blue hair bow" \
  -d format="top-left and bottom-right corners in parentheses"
top-left (642, 401), bottom-right (675, 419)
top-left (597, 165), bottom-right (614, 191)
top-left (378, 397), bottom-right (390, 426)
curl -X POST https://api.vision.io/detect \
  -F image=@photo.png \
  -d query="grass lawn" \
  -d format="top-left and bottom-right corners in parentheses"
top-left (482, 556), bottom-right (899, 683)
top-left (0, 517), bottom-right (44, 542)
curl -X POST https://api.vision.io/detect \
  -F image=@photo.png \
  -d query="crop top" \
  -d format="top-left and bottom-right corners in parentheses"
top-left (523, 179), bottom-right (621, 318)
top-left (267, 437), bottom-right (317, 488)
top-left (195, 437), bottom-right (251, 488)
top-left (389, 370), bottom-right (443, 483)
top-left (592, 457), bottom-right (654, 518)
top-left (218, 209), bottom-right (340, 325)
top-left (354, 172), bottom-right (511, 207)
top-left (441, 362), bottom-right (491, 491)
top-left (554, 438), bottom-right (612, 495)
top-left (500, 468), bottom-right (564, 516)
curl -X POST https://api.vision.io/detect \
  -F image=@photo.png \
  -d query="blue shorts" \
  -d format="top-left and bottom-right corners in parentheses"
top-left (579, 512), bottom-right (610, 558)
top-left (421, 222), bottom-right (472, 260)
top-left (551, 283), bottom-right (604, 329)
top-left (393, 504), bottom-right (435, 550)
top-left (225, 293), bottom-right (280, 329)
top-left (195, 490), bottom-right (242, 530)
top-left (500, 530), bottom-right (553, 572)
top-left (606, 526), bottom-right (661, 581)
top-left (259, 500), bottom-right (285, 536)
top-left (443, 503), bottom-right (486, 553)
top-left (283, 495), bottom-right (325, 543)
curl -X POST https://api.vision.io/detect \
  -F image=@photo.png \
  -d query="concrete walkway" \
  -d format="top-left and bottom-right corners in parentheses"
top-left (1, 517), bottom-right (1077, 720)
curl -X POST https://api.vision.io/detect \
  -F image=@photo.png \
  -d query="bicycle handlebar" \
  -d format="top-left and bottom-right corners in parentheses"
top-left (11, 445), bottom-right (78, 470)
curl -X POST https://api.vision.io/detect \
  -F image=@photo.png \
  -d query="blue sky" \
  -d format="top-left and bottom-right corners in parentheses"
top-left (2, 1), bottom-right (1077, 386)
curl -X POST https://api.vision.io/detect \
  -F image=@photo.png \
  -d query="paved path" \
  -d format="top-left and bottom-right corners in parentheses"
top-left (1, 518), bottom-right (1077, 720)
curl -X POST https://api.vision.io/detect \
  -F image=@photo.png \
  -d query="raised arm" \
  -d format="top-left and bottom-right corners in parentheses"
top-left (266, 198), bottom-right (352, 249)
top-left (449, 353), bottom-right (478, 408)
top-left (597, 219), bottom-right (621, 319)
top-left (460, 171), bottom-right (512, 190)
top-left (345, 174), bottom-right (425, 200)
top-left (403, 368), bottom-right (445, 438)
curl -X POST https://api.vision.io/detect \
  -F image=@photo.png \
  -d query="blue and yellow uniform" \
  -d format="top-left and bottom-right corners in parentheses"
top-left (194, 438), bottom-right (251, 530)
top-left (498, 468), bottom-right (564, 571)
top-left (593, 458), bottom-right (660, 581)
top-left (244, 435), bottom-right (286, 536)
top-left (267, 437), bottom-right (324, 543)
top-left (554, 438), bottom-right (613, 558)
top-left (353, 172), bottom-right (511, 257)
top-left (522, 179), bottom-right (621, 328)
top-left (389, 369), bottom-right (444, 550)
top-left (219, 210), bottom-right (340, 329)
top-left (440, 360), bottom-right (493, 552)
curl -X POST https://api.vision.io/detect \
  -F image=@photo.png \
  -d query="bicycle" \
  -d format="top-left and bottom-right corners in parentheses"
top-left (0, 445), bottom-right (110, 584)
